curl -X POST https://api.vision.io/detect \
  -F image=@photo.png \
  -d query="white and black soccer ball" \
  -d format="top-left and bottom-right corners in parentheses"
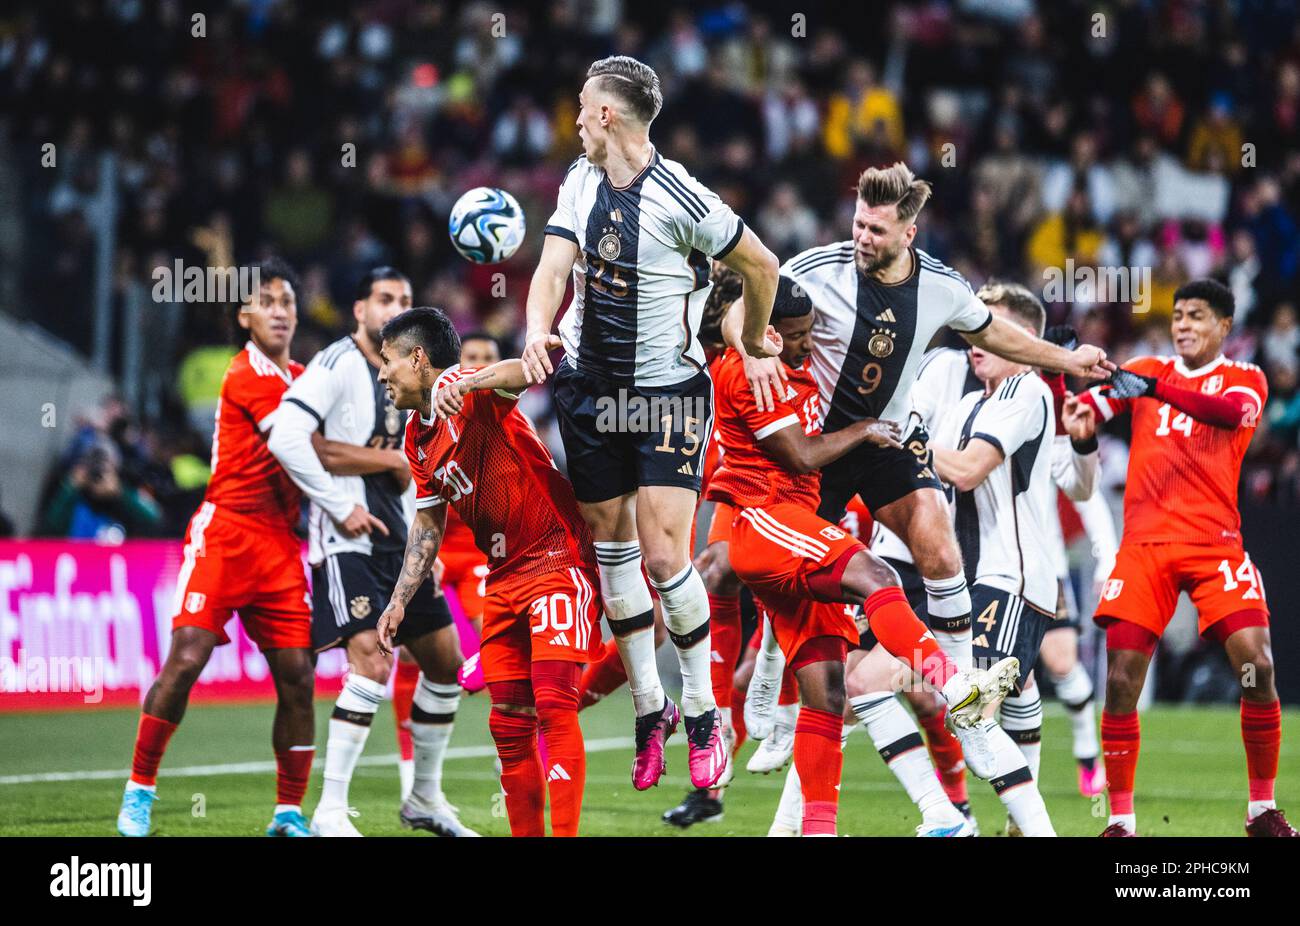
top-left (447, 187), bottom-right (526, 264)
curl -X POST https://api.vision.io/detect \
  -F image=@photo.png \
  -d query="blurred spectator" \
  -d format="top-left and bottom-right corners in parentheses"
top-left (1132, 72), bottom-right (1186, 147)
top-left (1263, 364), bottom-right (1300, 449)
top-left (1026, 188), bottom-right (1105, 274)
top-left (263, 149), bottom-right (334, 259)
top-left (38, 437), bottom-right (162, 542)
top-left (493, 96), bottom-right (553, 167)
top-left (1260, 303), bottom-right (1300, 377)
top-left (822, 59), bottom-right (903, 160)
top-left (1042, 132), bottom-right (1117, 225)
top-left (1187, 93), bottom-right (1245, 175)
top-left (758, 183), bottom-right (819, 259)
top-left (762, 76), bottom-right (820, 162)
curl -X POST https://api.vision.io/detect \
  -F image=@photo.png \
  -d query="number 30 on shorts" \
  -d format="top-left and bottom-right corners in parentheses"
top-left (1218, 553), bottom-right (1264, 601)
top-left (529, 593), bottom-right (575, 634)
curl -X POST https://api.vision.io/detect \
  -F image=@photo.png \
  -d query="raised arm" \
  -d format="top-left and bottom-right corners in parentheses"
top-left (721, 298), bottom-right (787, 413)
top-left (962, 313), bottom-right (1113, 380)
top-left (376, 503), bottom-right (448, 655)
top-left (718, 227), bottom-right (780, 359)
top-left (521, 234), bottom-right (579, 384)
top-left (432, 354), bottom-right (553, 419)
top-left (1101, 369), bottom-right (1261, 430)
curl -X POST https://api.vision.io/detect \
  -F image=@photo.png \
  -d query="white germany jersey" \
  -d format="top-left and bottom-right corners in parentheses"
top-left (780, 244), bottom-right (992, 429)
top-left (544, 150), bottom-right (744, 387)
top-left (942, 372), bottom-right (1058, 612)
top-left (269, 336), bottom-right (414, 564)
top-left (871, 349), bottom-right (1100, 583)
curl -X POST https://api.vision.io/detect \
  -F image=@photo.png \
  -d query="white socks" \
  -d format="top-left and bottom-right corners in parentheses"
top-left (594, 541), bottom-right (664, 716)
top-left (986, 720), bottom-right (1055, 836)
top-left (773, 762), bottom-right (804, 833)
top-left (649, 563), bottom-right (717, 717)
top-left (924, 573), bottom-right (973, 670)
top-left (320, 674), bottom-right (386, 810)
top-left (1053, 662), bottom-right (1100, 762)
top-left (852, 693), bottom-right (960, 824)
top-left (1001, 685), bottom-right (1043, 780)
top-left (410, 676), bottom-right (460, 805)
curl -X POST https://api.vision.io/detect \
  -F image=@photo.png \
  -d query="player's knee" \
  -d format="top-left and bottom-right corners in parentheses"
top-left (165, 647), bottom-right (209, 687)
top-left (642, 548), bottom-right (688, 584)
top-left (274, 655), bottom-right (315, 697)
top-left (1104, 659), bottom-right (1143, 706)
top-left (841, 550), bottom-right (900, 599)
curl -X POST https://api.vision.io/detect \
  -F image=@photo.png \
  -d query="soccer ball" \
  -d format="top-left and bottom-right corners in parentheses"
top-left (448, 187), bottom-right (526, 264)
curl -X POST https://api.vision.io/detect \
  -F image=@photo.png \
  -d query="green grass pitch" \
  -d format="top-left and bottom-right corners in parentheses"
top-left (1, 693), bottom-right (1294, 836)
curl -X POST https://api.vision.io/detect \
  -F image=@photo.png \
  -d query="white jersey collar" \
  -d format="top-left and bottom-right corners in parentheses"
top-left (1174, 354), bottom-right (1226, 378)
top-left (245, 340), bottom-right (293, 385)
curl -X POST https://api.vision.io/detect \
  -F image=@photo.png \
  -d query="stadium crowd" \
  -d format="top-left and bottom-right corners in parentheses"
top-left (3, 0), bottom-right (1300, 537)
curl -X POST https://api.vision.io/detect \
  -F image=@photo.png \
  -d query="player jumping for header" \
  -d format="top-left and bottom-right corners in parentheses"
top-left (520, 55), bottom-right (781, 791)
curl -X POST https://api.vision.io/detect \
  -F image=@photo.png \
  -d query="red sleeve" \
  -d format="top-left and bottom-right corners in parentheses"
top-left (404, 416), bottom-right (443, 509)
top-left (1155, 366), bottom-right (1266, 430)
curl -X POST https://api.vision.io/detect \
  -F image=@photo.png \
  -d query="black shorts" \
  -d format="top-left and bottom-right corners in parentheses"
top-left (858, 556), bottom-right (928, 650)
top-left (311, 550), bottom-right (451, 653)
top-left (970, 584), bottom-right (1052, 693)
top-left (553, 359), bottom-right (713, 504)
top-left (817, 439), bottom-right (943, 522)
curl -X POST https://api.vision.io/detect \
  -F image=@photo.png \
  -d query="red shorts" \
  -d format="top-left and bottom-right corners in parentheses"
top-left (480, 567), bottom-right (604, 683)
top-left (728, 503), bottom-right (861, 664)
top-left (171, 502), bottom-right (311, 651)
top-left (440, 548), bottom-right (489, 619)
top-left (1094, 542), bottom-right (1270, 639)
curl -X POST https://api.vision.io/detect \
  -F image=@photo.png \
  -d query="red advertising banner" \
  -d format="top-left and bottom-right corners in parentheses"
top-left (0, 540), bottom-right (476, 712)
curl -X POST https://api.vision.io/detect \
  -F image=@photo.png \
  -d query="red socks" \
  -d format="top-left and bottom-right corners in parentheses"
top-left (1241, 698), bottom-right (1281, 802)
top-left (577, 639), bottom-right (627, 711)
top-left (864, 587), bottom-right (957, 688)
top-left (793, 706), bottom-right (844, 836)
top-left (918, 706), bottom-right (967, 804)
top-left (533, 661), bottom-right (586, 837)
top-left (275, 746), bottom-right (315, 807)
top-left (392, 658), bottom-right (420, 762)
top-left (488, 706), bottom-right (545, 837)
top-left (1101, 710), bottom-right (1141, 815)
top-left (129, 713), bottom-right (178, 787)
top-left (708, 593), bottom-right (742, 713)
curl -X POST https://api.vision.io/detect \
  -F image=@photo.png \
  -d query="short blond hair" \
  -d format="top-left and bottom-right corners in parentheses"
top-left (856, 162), bottom-right (932, 224)
top-left (976, 280), bottom-right (1045, 335)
